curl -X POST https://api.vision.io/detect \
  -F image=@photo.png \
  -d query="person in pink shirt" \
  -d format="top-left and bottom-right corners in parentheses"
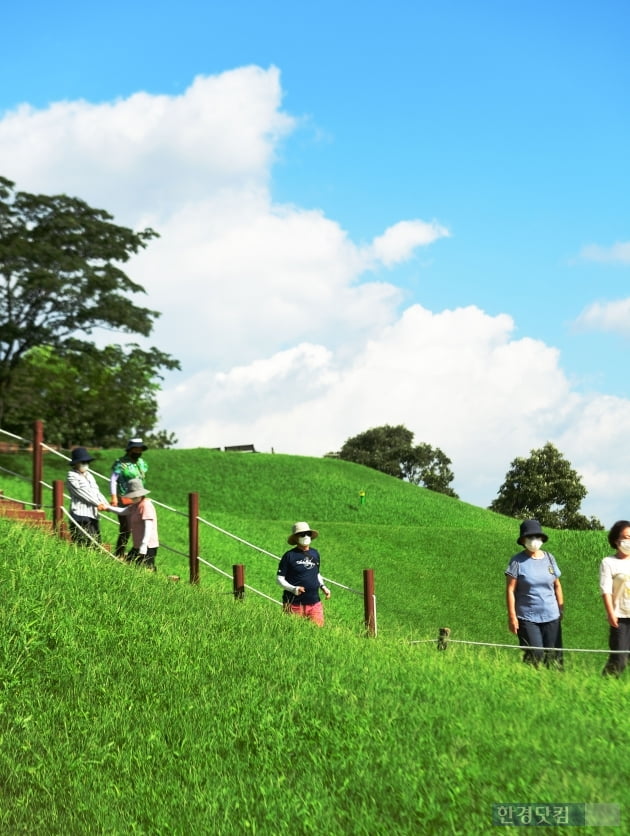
top-left (108, 477), bottom-right (159, 571)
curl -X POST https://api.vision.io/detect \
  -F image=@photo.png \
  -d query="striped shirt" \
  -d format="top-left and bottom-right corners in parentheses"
top-left (66, 469), bottom-right (108, 519)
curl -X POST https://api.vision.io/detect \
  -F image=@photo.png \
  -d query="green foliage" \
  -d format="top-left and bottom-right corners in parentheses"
top-left (0, 175), bottom-right (179, 433)
top-left (489, 442), bottom-right (603, 530)
top-left (2, 341), bottom-right (179, 448)
top-left (339, 424), bottom-right (458, 497)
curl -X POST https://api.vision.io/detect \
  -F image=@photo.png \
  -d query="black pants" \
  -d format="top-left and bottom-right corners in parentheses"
top-left (115, 510), bottom-right (131, 557)
top-left (517, 618), bottom-right (563, 669)
top-left (602, 618), bottom-right (630, 676)
top-left (126, 547), bottom-right (157, 572)
top-left (70, 514), bottom-right (101, 547)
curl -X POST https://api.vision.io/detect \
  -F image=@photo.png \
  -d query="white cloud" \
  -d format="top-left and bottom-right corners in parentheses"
top-left (0, 66), bottom-right (295, 222)
top-left (368, 220), bottom-right (450, 266)
top-left (170, 304), bottom-right (579, 503)
top-left (579, 241), bottom-right (630, 264)
top-left (574, 298), bottom-right (630, 336)
top-left (2, 66), bottom-right (629, 525)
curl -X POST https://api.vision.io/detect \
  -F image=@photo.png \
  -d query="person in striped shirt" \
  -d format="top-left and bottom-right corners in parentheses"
top-left (66, 446), bottom-right (109, 546)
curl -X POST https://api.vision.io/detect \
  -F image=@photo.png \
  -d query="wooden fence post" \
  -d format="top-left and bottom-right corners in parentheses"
top-left (233, 564), bottom-right (245, 600)
top-left (363, 568), bottom-right (376, 637)
top-left (32, 420), bottom-right (44, 509)
top-left (188, 492), bottom-right (200, 585)
top-left (52, 480), bottom-right (64, 535)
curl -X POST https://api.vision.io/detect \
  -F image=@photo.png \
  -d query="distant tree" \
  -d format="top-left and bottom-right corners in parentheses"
top-left (2, 341), bottom-right (179, 448)
top-left (400, 442), bottom-right (458, 498)
top-left (339, 424), bottom-right (458, 497)
top-left (489, 442), bottom-right (602, 530)
top-left (0, 176), bottom-right (174, 425)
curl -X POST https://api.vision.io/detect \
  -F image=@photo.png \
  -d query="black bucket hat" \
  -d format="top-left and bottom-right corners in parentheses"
top-left (126, 437), bottom-right (148, 451)
top-left (517, 519), bottom-right (548, 545)
top-left (70, 446), bottom-right (94, 464)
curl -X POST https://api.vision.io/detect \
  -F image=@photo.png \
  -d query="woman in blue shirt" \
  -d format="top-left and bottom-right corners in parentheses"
top-left (505, 519), bottom-right (564, 668)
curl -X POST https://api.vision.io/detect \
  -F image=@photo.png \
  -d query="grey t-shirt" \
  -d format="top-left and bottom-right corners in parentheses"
top-left (506, 551), bottom-right (561, 622)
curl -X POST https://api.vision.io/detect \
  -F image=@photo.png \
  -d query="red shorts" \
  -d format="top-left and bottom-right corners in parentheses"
top-left (287, 600), bottom-right (324, 627)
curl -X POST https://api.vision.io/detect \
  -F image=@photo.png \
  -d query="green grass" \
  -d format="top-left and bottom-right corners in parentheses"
top-left (0, 448), bottom-right (628, 834)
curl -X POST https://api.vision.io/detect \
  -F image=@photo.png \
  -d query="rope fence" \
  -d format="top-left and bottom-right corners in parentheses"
top-left (410, 631), bottom-right (629, 655)
top-left (2, 422), bottom-right (628, 654)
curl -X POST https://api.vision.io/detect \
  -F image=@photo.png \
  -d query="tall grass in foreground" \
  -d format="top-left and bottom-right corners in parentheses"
top-left (1, 521), bottom-right (628, 835)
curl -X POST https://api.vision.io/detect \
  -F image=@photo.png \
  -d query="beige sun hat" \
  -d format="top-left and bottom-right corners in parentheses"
top-left (287, 521), bottom-right (319, 545)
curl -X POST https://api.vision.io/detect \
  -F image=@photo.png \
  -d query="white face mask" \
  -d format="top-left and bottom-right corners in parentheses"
top-left (618, 539), bottom-right (630, 555)
top-left (298, 535), bottom-right (311, 547)
top-left (78, 463), bottom-right (89, 473)
top-left (524, 537), bottom-right (543, 552)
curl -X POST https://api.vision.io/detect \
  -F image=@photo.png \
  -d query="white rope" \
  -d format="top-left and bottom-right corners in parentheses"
top-left (59, 506), bottom-right (118, 559)
top-left (40, 443), bottom-right (71, 460)
top-left (196, 554), bottom-right (283, 604)
top-left (0, 428), bottom-right (25, 442)
top-left (0, 491), bottom-right (39, 508)
top-left (195, 514), bottom-right (360, 594)
top-left (409, 636), bottom-right (628, 654)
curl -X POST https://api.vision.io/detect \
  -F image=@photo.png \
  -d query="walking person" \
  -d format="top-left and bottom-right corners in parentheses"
top-left (277, 522), bottom-right (331, 626)
top-left (505, 519), bottom-right (564, 668)
top-left (599, 520), bottom-right (630, 677)
top-left (107, 478), bottom-right (159, 571)
top-left (109, 438), bottom-right (149, 557)
top-left (66, 446), bottom-right (109, 546)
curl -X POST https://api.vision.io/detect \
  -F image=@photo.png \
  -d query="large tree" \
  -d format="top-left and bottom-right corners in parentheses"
top-left (0, 176), bottom-right (174, 426)
top-left (2, 341), bottom-right (179, 448)
top-left (339, 424), bottom-right (458, 497)
top-left (489, 442), bottom-right (602, 529)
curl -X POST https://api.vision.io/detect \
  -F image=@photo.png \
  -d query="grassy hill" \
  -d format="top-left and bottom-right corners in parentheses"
top-left (0, 448), bottom-right (627, 833)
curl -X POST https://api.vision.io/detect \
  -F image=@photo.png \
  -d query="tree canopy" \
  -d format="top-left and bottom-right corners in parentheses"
top-left (3, 341), bottom-right (179, 448)
top-left (339, 424), bottom-right (458, 497)
top-left (0, 176), bottom-right (179, 444)
top-left (489, 442), bottom-right (602, 530)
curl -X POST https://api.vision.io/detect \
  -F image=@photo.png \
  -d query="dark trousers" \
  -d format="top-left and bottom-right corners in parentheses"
top-left (602, 618), bottom-right (630, 676)
top-left (517, 618), bottom-right (563, 669)
top-left (115, 510), bottom-right (131, 557)
top-left (126, 547), bottom-right (157, 572)
top-left (70, 514), bottom-right (101, 547)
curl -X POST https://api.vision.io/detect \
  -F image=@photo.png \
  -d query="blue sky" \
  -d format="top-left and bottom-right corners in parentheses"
top-left (2, 1), bottom-right (629, 522)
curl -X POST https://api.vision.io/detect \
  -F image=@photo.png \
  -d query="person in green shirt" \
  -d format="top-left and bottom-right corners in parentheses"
top-left (109, 438), bottom-right (149, 557)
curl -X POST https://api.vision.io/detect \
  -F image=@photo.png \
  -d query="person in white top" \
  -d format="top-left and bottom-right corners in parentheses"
top-left (66, 446), bottom-right (108, 546)
top-left (599, 519), bottom-right (630, 677)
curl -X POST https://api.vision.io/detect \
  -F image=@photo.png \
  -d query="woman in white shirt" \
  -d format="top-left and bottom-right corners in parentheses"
top-left (600, 520), bottom-right (630, 677)
top-left (66, 446), bottom-right (108, 546)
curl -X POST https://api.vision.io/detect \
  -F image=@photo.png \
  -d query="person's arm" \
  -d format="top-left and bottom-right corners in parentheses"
top-left (276, 574), bottom-right (304, 595)
top-left (554, 578), bottom-right (564, 617)
top-left (317, 572), bottom-right (331, 599)
top-left (599, 561), bottom-right (617, 628)
top-left (506, 576), bottom-right (519, 634)
top-left (109, 472), bottom-right (119, 505)
top-left (602, 593), bottom-right (618, 628)
top-left (138, 519), bottom-right (155, 555)
top-left (104, 503), bottom-right (129, 515)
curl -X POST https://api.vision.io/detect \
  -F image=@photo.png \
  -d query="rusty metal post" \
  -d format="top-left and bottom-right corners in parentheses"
top-left (437, 627), bottom-right (451, 650)
top-left (233, 564), bottom-right (245, 600)
top-left (32, 420), bottom-right (44, 509)
top-left (52, 480), bottom-right (64, 535)
top-left (363, 568), bottom-right (376, 637)
top-left (188, 492), bottom-right (200, 585)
